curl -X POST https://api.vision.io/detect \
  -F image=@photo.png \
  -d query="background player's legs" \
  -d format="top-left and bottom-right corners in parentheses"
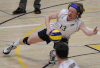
top-left (19, 0), bottom-right (27, 10)
top-left (34, 0), bottom-right (41, 9)
top-left (34, 0), bottom-right (41, 14)
top-left (12, 0), bottom-right (27, 14)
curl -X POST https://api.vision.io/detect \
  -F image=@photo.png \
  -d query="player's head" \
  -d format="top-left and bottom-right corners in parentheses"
top-left (67, 2), bottom-right (85, 20)
top-left (55, 42), bottom-right (69, 59)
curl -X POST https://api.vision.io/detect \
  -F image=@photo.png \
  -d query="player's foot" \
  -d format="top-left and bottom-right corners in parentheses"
top-left (49, 50), bottom-right (56, 65)
top-left (49, 59), bottom-right (55, 65)
top-left (3, 42), bottom-right (17, 55)
top-left (12, 8), bottom-right (26, 15)
top-left (34, 8), bottom-right (41, 14)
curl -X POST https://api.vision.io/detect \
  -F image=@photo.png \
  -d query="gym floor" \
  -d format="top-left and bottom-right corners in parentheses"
top-left (0, 0), bottom-right (100, 68)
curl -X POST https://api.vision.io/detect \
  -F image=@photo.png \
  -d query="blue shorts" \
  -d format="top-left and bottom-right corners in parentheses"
top-left (38, 29), bottom-right (51, 44)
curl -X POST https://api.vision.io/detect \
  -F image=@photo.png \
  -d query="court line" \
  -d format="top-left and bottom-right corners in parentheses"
top-left (85, 45), bottom-right (100, 52)
top-left (85, 7), bottom-right (100, 12)
top-left (0, 10), bottom-right (14, 16)
top-left (0, 24), bottom-right (41, 29)
top-left (16, 7), bottom-right (100, 68)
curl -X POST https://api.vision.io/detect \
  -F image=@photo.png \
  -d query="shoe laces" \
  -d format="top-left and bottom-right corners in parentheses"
top-left (7, 45), bottom-right (13, 50)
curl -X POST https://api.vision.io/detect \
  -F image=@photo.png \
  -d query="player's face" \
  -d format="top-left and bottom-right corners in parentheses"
top-left (68, 7), bottom-right (78, 21)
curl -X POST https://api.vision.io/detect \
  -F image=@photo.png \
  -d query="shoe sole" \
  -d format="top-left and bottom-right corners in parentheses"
top-left (49, 63), bottom-right (55, 65)
top-left (3, 50), bottom-right (10, 55)
top-left (35, 12), bottom-right (41, 14)
top-left (12, 13), bottom-right (26, 15)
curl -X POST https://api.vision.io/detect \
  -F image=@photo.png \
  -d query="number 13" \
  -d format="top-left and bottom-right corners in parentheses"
top-left (60, 25), bottom-right (67, 31)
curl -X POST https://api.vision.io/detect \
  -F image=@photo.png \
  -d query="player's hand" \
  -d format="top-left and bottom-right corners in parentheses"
top-left (46, 29), bottom-right (51, 35)
top-left (93, 27), bottom-right (98, 35)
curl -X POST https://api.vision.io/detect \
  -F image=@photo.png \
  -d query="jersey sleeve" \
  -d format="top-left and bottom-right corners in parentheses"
top-left (58, 9), bottom-right (68, 18)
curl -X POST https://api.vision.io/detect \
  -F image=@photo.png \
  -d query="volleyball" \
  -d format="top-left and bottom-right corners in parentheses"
top-left (49, 29), bottom-right (62, 42)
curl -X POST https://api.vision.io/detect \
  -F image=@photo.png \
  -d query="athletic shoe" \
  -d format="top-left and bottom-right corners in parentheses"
top-left (49, 50), bottom-right (56, 65)
top-left (3, 42), bottom-right (17, 55)
top-left (34, 8), bottom-right (41, 14)
top-left (12, 8), bottom-right (26, 15)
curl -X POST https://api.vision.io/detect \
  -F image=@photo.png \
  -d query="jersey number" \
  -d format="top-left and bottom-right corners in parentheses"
top-left (60, 24), bottom-right (66, 31)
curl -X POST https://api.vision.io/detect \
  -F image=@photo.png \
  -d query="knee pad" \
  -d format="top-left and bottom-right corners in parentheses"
top-left (23, 37), bottom-right (30, 45)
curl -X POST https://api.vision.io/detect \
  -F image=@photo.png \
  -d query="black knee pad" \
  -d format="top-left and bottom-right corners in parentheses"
top-left (23, 37), bottom-right (30, 45)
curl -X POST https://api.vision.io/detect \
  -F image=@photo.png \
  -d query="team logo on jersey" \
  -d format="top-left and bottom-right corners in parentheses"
top-left (71, 24), bottom-right (74, 26)
top-left (68, 63), bottom-right (75, 68)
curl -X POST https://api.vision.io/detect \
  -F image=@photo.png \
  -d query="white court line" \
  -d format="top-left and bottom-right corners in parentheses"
top-left (0, 23), bottom-right (54, 29)
top-left (0, 24), bottom-right (41, 29)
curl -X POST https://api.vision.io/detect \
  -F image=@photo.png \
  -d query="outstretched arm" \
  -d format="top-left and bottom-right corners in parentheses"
top-left (79, 22), bottom-right (98, 36)
top-left (45, 11), bottom-right (61, 35)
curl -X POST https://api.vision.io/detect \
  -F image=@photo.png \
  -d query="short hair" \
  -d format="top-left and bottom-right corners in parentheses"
top-left (55, 42), bottom-right (69, 59)
top-left (68, 2), bottom-right (85, 18)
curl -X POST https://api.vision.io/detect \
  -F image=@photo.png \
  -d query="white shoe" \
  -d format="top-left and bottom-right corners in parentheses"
top-left (49, 60), bottom-right (55, 65)
top-left (3, 42), bottom-right (17, 55)
top-left (49, 50), bottom-right (56, 65)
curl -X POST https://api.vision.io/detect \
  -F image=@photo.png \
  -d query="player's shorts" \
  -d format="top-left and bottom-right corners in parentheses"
top-left (38, 28), bottom-right (51, 44)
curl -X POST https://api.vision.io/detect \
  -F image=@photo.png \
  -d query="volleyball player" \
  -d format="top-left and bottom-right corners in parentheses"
top-left (3, 2), bottom-right (98, 65)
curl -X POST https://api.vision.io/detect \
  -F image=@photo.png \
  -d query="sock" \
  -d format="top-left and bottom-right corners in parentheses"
top-left (51, 50), bottom-right (56, 57)
top-left (52, 50), bottom-right (56, 57)
top-left (13, 41), bottom-right (19, 47)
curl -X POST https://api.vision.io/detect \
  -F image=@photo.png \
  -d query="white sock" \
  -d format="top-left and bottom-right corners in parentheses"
top-left (13, 41), bottom-right (19, 47)
top-left (51, 50), bottom-right (56, 57)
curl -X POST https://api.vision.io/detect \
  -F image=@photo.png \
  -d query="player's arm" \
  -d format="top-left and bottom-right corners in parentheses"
top-left (45, 11), bottom-right (61, 35)
top-left (79, 22), bottom-right (98, 36)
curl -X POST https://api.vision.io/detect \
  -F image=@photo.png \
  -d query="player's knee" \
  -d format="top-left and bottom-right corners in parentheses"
top-left (23, 37), bottom-right (30, 45)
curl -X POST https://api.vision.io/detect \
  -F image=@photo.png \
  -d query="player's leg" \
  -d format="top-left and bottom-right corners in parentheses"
top-left (3, 33), bottom-right (43, 54)
top-left (49, 50), bottom-right (56, 65)
top-left (19, 33), bottom-right (43, 45)
top-left (3, 29), bottom-right (51, 55)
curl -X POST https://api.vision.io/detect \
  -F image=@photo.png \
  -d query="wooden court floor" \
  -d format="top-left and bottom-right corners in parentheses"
top-left (0, 0), bottom-right (100, 68)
